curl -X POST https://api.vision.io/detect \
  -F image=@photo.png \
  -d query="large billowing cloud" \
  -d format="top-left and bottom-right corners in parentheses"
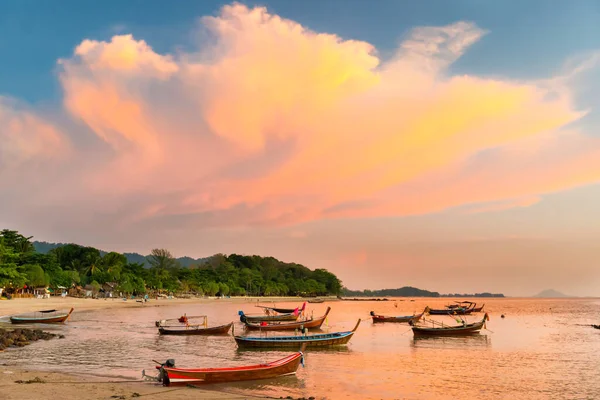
top-left (1, 2), bottom-right (600, 242)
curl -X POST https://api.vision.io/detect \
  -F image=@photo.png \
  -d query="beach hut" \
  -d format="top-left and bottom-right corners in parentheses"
top-left (33, 287), bottom-right (50, 299)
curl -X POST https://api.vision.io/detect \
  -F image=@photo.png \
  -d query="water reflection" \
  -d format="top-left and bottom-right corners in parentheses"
top-left (2, 298), bottom-right (600, 400)
top-left (410, 333), bottom-right (491, 349)
top-left (235, 346), bottom-right (353, 355)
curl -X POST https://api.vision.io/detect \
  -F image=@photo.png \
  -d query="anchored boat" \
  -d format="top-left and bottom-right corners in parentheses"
top-left (235, 319), bottom-right (360, 348)
top-left (243, 307), bottom-right (331, 331)
top-left (148, 344), bottom-right (307, 385)
top-left (411, 313), bottom-right (490, 336)
top-left (10, 308), bottom-right (74, 324)
top-left (370, 307), bottom-right (429, 323)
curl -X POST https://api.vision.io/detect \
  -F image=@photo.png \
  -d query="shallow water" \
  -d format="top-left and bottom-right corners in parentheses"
top-left (1, 298), bottom-right (599, 399)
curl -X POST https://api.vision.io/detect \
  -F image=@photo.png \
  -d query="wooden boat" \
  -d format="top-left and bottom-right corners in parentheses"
top-left (411, 313), bottom-right (489, 336)
top-left (255, 304), bottom-right (302, 314)
top-left (235, 319), bottom-right (360, 348)
top-left (307, 298), bottom-right (324, 303)
top-left (239, 311), bottom-right (299, 323)
top-left (239, 303), bottom-right (305, 323)
top-left (244, 307), bottom-right (332, 331)
top-left (158, 322), bottom-right (233, 335)
top-left (428, 302), bottom-right (477, 315)
top-left (10, 308), bottom-right (74, 324)
top-left (155, 314), bottom-right (208, 328)
top-left (157, 344), bottom-right (307, 385)
top-left (370, 307), bottom-right (428, 323)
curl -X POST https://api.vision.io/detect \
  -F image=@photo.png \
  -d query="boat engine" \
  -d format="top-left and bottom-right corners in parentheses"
top-left (238, 311), bottom-right (247, 323)
top-left (157, 359), bottom-right (175, 384)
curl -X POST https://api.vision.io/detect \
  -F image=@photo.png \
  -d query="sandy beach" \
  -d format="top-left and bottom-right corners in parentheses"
top-left (0, 366), bottom-right (270, 400)
top-left (0, 295), bottom-right (321, 316)
top-left (0, 296), bottom-right (322, 400)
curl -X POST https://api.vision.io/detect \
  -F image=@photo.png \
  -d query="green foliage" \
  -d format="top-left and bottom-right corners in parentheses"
top-left (0, 229), bottom-right (343, 298)
top-left (24, 264), bottom-right (49, 287)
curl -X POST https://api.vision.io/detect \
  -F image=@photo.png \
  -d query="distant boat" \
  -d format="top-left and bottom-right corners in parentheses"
top-left (243, 307), bottom-right (332, 331)
top-left (428, 302), bottom-right (482, 315)
top-left (411, 313), bottom-right (490, 336)
top-left (307, 298), bottom-right (325, 303)
top-left (158, 322), bottom-right (233, 336)
top-left (10, 308), bottom-right (74, 324)
top-left (235, 319), bottom-right (360, 348)
top-left (153, 344), bottom-right (307, 385)
top-left (370, 307), bottom-right (428, 323)
top-left (592, 324), bottom-right (600, 330)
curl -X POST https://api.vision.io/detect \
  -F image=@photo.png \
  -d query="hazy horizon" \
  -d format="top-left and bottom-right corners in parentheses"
top-left (2, 1), bottom-right (599, 297)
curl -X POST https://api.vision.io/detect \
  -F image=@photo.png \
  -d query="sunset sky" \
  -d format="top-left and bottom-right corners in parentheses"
top-left (1, 1), bottom-right (599, 296)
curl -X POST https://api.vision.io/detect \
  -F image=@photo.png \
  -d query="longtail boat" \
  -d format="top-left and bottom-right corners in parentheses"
top-left (411, 313), bottom-right (489, 336)
top-left (235, 319), bottom-right (360, 348)
top-left (370, 307), bottom-right (429, 323)
top-left (592, 324), bottom-right (600, 330)
top-left (155, 314), bottom-right (207, 328)
top-left (244, 307), bottom-right (331, 331)
top-left (10, 308), bottom-right (74, 324)
top-left (158, 322), bottom-right (233, 335)
top-left (307, 298), bottom-right (324, 303)
top-left (153, 344), bottom-right (307, 385)
top-left (239, 303), bottom-right (305, 323)
top-left (428, 302), bottom-right (477, 315)
top-left (255, 304), bottom-right (303, 314)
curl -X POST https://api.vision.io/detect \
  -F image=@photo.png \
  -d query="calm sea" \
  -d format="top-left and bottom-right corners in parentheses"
top-left (1, 298), bottom-right (599, 399)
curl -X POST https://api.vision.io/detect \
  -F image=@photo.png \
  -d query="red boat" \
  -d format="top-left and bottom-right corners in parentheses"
top-left (243, 307), bottom-right (331, 331)
top-left (155, 344), bottom-right (307, 385)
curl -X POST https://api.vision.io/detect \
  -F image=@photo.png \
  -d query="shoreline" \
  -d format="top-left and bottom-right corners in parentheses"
top-left (0, 366), bottom-right (268, 400)
top-left (0, 296), bottom-right (323, 400)
top-left (0, 295), bottom-right (337, 318)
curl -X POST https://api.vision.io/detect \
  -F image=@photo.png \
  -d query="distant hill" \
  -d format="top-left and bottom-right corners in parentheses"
top-left (342, 286), bottom-right (441, 297)
top-left (342, 286), bottom-right (505, 298)
top-left (533, 289), bottom-right (571, 298)
top-left (33, 241), bottom-right (208, 267)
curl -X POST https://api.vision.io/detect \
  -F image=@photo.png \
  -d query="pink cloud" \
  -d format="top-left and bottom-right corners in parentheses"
top-left (2, 3), bottom-right (600, 236)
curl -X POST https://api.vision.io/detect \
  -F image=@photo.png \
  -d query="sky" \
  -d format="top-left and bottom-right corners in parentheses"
top-left (1, 1), bottom-right (600, 297)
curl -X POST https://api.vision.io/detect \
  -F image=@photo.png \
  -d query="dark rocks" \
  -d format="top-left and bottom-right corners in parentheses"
top-left (0, 328), bottom-right (58, 350)
top-left (15, 377), bottom-right (46, 384)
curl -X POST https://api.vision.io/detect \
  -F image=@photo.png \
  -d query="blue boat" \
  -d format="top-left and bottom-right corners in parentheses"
top-left (234, 319), bottom-right (361, 348)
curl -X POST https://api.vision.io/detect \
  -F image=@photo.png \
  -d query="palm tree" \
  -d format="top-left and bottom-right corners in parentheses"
top-left (84, 255), bottom-right (103, 277)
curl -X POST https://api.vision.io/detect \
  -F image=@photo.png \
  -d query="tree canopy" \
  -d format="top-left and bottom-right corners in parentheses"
top-left (0, 229), bottom-right (343, 297)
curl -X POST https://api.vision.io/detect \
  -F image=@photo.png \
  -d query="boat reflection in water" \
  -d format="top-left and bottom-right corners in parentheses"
top-left (410, 333), bottom-right (491, 349)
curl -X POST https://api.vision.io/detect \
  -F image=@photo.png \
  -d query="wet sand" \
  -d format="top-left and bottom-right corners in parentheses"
top-left (0, 296), bottom-right (323, 400)
top-left (0, 366), bottom-right (266, 400)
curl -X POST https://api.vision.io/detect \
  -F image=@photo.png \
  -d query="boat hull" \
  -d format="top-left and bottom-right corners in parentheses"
top-left (412, 315), bottom-right (488, 336)
top-left (10, 308), bottom-right (74, 324)
top-left (244, 307), bottom-right (331, 331)
top-left (241, 313), bottom-right (299, 323)
top-left (235, 332), bottom-right (353, 348)
top-left (158, 322), bottom-right (233, 335)
top-left (428, 308), bottom-right (474, 315)
top-left (162, 351), bottom-right (303, 385)
top-left (372, 312), bottom-right (424, 323)
top-left (236, 319), bottom-right (360, 348)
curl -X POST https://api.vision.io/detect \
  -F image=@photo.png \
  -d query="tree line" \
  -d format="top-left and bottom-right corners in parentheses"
top-left (0, 229), bottom-right (342, 297)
